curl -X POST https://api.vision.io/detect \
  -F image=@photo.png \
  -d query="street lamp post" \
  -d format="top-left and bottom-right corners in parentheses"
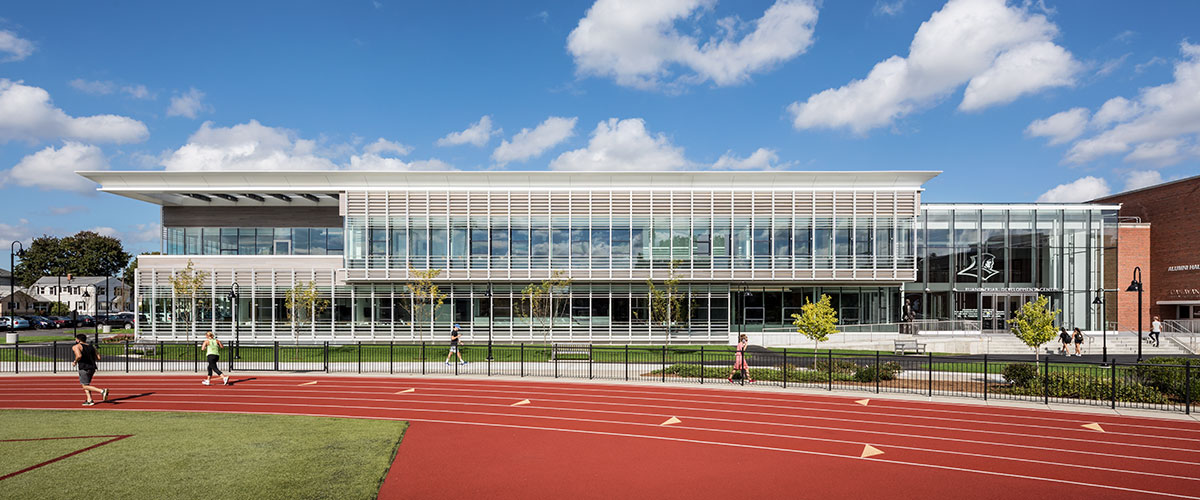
top-left (1126, 267), bottom-right (1144, 362)
top-left (227, 282), bottom-right (240, 359)
top-left (9, 241), bottom-right (22, 336)
top-left (1092, 290), bottom-right (1107, 364)
top-left (485, 285), bottom-right (493, 361)
top-left (82, 284), bottom-right (99, 344)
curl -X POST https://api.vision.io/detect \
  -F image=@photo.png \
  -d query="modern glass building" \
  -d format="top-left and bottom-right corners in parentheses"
top-left (79, 170), bottom-right (1117, 343)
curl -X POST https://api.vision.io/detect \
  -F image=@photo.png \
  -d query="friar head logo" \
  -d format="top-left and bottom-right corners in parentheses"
top-left (958, 252), bottom-right (1000, 281)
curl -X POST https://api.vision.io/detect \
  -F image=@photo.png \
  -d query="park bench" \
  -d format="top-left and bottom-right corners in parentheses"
top-left (893, 340), bottom-right (926, 355)
top-left (551, 343), bottom-right (592, 361)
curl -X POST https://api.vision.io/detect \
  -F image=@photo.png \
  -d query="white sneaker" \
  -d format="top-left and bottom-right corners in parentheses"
top-left (201, 380), bottom-right (211, 386)
top-left (461, 361), bottom-right (468, 366)
top-left (222, 376), bottom-right (230, 385)
top-left (444, 361), bottom-right (451, 366)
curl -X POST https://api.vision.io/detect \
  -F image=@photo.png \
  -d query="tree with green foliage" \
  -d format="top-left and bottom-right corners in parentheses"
top-left (518, 271), bottom-right (571, 344)
top-left (1008, 294), bottom-right (1060, 361)
top-left (647, 260), bottom-right (686, 342)
top-left (13, 231), bottom-right (131, 287)
top-left (285, 281), bottom-right (330, 334)
top-left (401, 268), bottom-right (446, 341)
top-left (791, 294), bottom-right (839, 358)
top-left (48, 302), bottom-right (70, 316)
top-left (168, 260), bottom-right (209, 341)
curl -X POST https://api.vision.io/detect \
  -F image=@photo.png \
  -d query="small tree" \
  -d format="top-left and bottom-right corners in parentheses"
top-left (168, 260), bottom-right (208, 341)
top-left (518, 271), bottom-right (571, 345)
top-left (284, 281), bottom-right (330, 336)
top-left (48, 302), bottom-right (70, 316)
top-left (1008, 294), bottom-right (1060, 361)
top-left (791, 294), bottom-right (839, 359)
top-left (401, 268), bottom-right (447, 341)
top-left (647, 260), bottom-right (685, 343)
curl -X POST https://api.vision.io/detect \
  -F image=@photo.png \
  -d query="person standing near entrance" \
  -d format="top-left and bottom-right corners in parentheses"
top-left (445, 324), bottom-right (467, 366)
top-left (1150, 316), bottom-right (1162, 347)
top-left (71, 334), bottom-right (108, 406)
top-left (201, 331), bottom-right (229, 386)
top-left (902, 299), bottom-right (915, 336)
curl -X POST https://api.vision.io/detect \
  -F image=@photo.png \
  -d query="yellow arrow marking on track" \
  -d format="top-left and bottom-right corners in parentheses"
top-left (860, 445), bottom-right (884, 458)
top-left (1082, 423), bottom-right (1105, 432)
top-left (661, 416), bottom-right (682, 426)
top-left (299, 381), bottom-right (318, 386)
top-left (855, 399), bottom-right (870, 406)
top-left (511, 399), bottom-right (531, 406)
top-left (396, 388), bottom-right (415, 394)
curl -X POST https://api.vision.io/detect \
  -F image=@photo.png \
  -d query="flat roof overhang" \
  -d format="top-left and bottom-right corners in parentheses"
top-left (76, 170), bottom-right (942, 207)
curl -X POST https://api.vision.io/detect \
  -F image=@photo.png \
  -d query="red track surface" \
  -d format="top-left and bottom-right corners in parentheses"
top-left (2, 374), bottom-right (1199, 499)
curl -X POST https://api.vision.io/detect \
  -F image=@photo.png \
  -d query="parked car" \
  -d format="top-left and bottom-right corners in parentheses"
top-left (48, 316), bottom-right (73, 328)
top-left (23, 315), bottom-right (53, 329)
top-left (2, 316), bottom-right (32, 330)
top-left (76, 315), bottom-right (96, 327)
top-left (103, 312), bottom-right (138, 329)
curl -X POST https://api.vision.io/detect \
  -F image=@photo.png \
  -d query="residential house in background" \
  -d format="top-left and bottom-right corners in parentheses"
top-left (27, 276), bottom-right (130, 315)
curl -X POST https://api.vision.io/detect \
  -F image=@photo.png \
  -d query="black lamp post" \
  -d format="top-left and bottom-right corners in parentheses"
top-left (484, 285), bottom-right (493, 361)
top-left (1126, 267), bottom-right (1144, 362)
top-left (227, 282), bottom-right (240, 359)
top-left (1092, 290), bottom-right (1107, 364)
top-left (82, 284), bottom-right (99, 344)
top-left (9, 241), bottom-right (22, 335)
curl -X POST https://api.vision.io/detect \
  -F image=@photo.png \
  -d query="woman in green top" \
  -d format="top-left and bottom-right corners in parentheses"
top-left (201, 331), bottom-right (229, 386)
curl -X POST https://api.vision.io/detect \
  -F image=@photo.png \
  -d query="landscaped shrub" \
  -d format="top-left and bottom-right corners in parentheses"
top-left (1002, 363), bottom-right (1038, 387)
top-left (852, 361), bottom-right (903, 382)
top-left (997, 372), bottom-right (1169, 404)
top-left (1136, 357), bottom-right (1199, 402)
top-left (101, 334), bottom-right (135, 343)
top-left (813, 359), bottom-right (859, 375)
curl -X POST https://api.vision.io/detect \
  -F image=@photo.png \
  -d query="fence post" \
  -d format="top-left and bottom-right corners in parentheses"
top-left (125, 341), bottom-right (130, 373)
top-left (983, 353), bottom-right (988, 401)
top-left (389, 341), bottom-right (394, 375)
top-left (554, 344), bottom-right (559, 379)
top-left (1186, 361), bottom-right (1192, 415)
top-left (1111, 361), bottom-right (1117, 409)
top-left (323, 342), bottom-right (329, 373)
top-left (1042, 356), bottom-right (1050, 406)
top-left (421, 342), bottom-right (426, 375)
top-left (52, 341), bottom-right (57, 374)
top-left (928, 352), bottom-right (933, 397)
top-left (357, 341), bottom-right (362, 374)
top-left (272, 341), bottom-right (279, 372)
top-left (782, 347), bottom-right (787, 389)
top-left (520, 343), bottom-right (524, 377)
top-left (160, 341), bottom-right (164, 373)
top-left (875, 350), bottom-right (880, 394)
top-left (828, 349), bottom-right (833, 391)
top-left (13, 343), bottom-right (17, 374)
top-left (486, 343), bottom-right (491, 377)
top-left (624, 345), bottom-right (629, 381)
top-left (194, 341), bottom-right (199, 373)
top-left (662, 345), bottom-right (667, 383)
top-left (588, 344), bottom-right (593, 380)
top-left (699, 346), bottom-right (705, 385)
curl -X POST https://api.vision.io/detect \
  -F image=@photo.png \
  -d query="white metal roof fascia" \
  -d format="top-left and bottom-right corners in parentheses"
top-left (921, 203), bottom-right (1122, 210)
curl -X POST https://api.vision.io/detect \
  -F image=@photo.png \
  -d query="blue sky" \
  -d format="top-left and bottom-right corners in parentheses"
top-left (2, 0), bottom-right (1199, 264)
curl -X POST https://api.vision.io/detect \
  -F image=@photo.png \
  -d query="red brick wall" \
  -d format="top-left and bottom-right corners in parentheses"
top-left (1115, 225), bottom-right (1150, 332)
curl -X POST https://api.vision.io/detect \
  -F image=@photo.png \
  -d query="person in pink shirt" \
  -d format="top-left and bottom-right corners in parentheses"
top-left (727, 334), bottom-right (754, 384)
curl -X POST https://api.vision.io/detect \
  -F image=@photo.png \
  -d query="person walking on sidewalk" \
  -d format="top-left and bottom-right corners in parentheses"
top-left (1072, 327), bottom-right (1085, 357)
top-left (201, 331), bottom-right (229, 386)
top-left (72, 334), bottom-right (108, 406)
top-left (727, 334), bottom-right (754, 384)
top-left (445, 324), bottom-right (467, 366)
top-left (1059, 327), bottom-right (1072, 356)
top-left (1150, 316), bottom-right (1162, 347)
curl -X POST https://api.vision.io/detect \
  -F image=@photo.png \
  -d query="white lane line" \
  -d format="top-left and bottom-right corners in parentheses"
top-left (5, 395), bottom-right (1200, 482)
top-left (5, 404), bottom-right (1199, 500)
top-left (8, 383), bottom-right (1198, 457)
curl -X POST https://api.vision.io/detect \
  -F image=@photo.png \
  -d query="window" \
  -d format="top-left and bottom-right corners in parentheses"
top-left (327, 228), bottom-right (344, 254)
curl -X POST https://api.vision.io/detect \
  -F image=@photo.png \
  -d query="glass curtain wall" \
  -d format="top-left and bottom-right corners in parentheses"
top-left (165, 227), bottom-right (343, 256)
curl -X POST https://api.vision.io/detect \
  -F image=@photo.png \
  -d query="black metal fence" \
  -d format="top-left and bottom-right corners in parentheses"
top-left (2, 341), bottom-right (1193, 415)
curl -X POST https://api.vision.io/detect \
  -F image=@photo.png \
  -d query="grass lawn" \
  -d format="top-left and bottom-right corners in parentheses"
top-left (0, 410), bottom-right (406, 500)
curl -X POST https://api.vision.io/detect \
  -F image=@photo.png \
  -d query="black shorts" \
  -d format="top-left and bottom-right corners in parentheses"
top-left (78, 368), bottom-right (96, 385)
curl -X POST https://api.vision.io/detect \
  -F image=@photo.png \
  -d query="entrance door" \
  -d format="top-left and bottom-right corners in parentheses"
top-left (981, 293), bottom-right (1037, 333)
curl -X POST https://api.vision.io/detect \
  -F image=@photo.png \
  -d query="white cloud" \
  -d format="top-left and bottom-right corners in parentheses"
top-left (345, 155), bottom-right (453, 171)
top-left (0, 29), bottom-right (34, 62)
top-left (1025, 107), bottom-right (1089, 145)
top-left (363, 137), bottom-right (413, 156)
top-left (550, 118), bottom-right (688, 171)
top-left (121, 84), bottom-right (152, 99)
top-left (712, 148), bottom-right (782, 169)
top-left (167, 87), bottom-right (209, 118)
top-left (1124, 170), bottom-right (1163, 192)
top-left (6, 141), bottom-right (109, 193)
top-left (0, 79), bottom-right (149, 144)
top-left (1064, 42), bottom-right (1200, 165)
top-left (1095, 53), bottom-right (1129, 77)
top-left (789, 0), bottom-right (1079, 134)
top-left (1036, 176), bottom-right (1110, 202)
top-left (492, 116), bottom-right (577, 165)
top-left (88, 222), bottom-right (161, 246)
top-left (874, 1), bottom-right (905, 16)
top-left (69, 79), bottom-right (116, 95)
top-left (436, 115), bottom-right (499, 147)
top-left (567, 0), bottom-right (819, 90)
top-left (162, 120), bottom-right (338, 171)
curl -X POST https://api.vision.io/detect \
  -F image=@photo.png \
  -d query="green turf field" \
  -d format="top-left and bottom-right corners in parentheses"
top-left (0, 410), bottom-right (406, 500)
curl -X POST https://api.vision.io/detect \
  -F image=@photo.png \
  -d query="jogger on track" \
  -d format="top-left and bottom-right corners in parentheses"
top-left (201, 331), bottom-right (229, 386)
top-left (445, 324), bottom-right (467, 366)
top-left (72, 333), bottom-right (108, 406)
top-left (728, 334), bottom-right (754, 384)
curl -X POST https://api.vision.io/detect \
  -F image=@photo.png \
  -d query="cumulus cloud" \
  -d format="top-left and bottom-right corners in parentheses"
top-left (874, 1), bottom-right (906, 16)
top-left (345, 155), bottom-right (453, 171)
top-left (1036, 176), bottom-right (1110, 203)
top-left (789, 0), bottom-right (1079, 134)
top-left (0, 79), bottom-right (149, 144)
top-left (550, 118), bottom-right (688, 171)
top-left (0, 29), bottom-right (34, 62)
top-left (167, 87), bottom-right (209, 118)
top-left (492, 116), bottom-right (577, 165)
top-left (567, 0), bottom-right (819, 90)
top-left (1124, 170), bottom-right (1163, 192)
top-left (1062, 42), bottom-right (1200, 166)
top-left (712, 148), bottom-right (782, 169)
top-left (1025, 107), bottom-right (1089, 145)
top-left (363, 137), bottom-right (413, 156)
top-left (6, 141), bottom-right (109, 192)
top-left (436, 115), bottom-right (499, 147)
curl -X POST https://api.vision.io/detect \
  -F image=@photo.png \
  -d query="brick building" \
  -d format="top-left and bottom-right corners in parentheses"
top-left (1094, 174), bottom-right (1200, 331)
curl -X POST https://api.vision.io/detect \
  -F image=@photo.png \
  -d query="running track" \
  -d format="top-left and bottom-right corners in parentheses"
top-left (1, 374), bottom-right (1199, 499)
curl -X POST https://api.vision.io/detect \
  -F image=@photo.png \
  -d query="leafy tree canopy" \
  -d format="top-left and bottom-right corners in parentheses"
top-left (1008, 294), bottom-right (1060, 361)
top-left (14, 231), bottom-right (132, 287)
top-left (791, 294), bottom-right (839, 349)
